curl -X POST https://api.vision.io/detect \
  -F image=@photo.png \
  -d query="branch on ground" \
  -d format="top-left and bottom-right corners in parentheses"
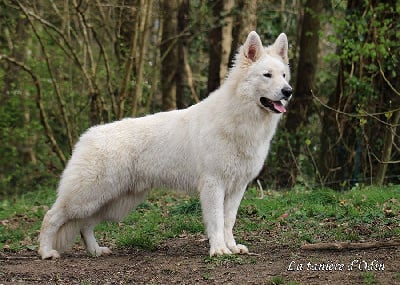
top-left (301, 240), bottom-right (400, 251)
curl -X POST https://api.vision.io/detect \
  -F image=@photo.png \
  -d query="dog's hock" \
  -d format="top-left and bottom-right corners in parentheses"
top-left (273, 33), bottom-right (289, 64)
top-left (244, 31), bottom-right (263, 62)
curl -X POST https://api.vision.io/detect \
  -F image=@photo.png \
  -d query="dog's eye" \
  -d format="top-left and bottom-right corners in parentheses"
top-left (283, 73), bottom-right (286, 78)
top-left (263, 73), bottom-right (272, 78)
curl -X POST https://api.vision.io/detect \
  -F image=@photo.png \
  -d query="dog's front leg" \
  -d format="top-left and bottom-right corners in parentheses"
top-left (200, 179), bottom-right (231, 256)
top-left (224, 186), bottom-right (249, 254)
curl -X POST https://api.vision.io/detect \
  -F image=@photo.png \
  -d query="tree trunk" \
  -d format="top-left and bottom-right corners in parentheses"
top-left (132, 0), bottom-right (153, 116)
top-left (207, 0), bottom-right (235, 94)
top-left (207, 1), bottom-right (223, 95)
top-left (374, 108), bottom-right (400, 185)
top-left (219, 0), bottom-right (234, 82)
top-left (230, 0), bottom-right (258, 66)
top-left (274, 0), bottom-right (322, 188)
top-left (160, 0), bottom-right (178, 111)
top-left (14, 17), bottom-right (38, 165)
top-left (118, 3), bottom-right (139, 118)
top-left (176, 0), bottom-right (190, 109)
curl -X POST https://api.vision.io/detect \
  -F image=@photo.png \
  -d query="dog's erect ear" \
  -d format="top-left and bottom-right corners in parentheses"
top-left (272, 33), bottom-right (289, 64)
top-left (243, 31), bottom-right (263, 62)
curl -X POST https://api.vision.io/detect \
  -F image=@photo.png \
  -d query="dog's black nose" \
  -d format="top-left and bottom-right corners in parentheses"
top-left (281, 87), bottom-right (292, 99)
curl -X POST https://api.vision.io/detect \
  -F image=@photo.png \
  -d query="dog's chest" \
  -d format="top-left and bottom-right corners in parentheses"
top-left (227, 139), bottom-right (270, 182)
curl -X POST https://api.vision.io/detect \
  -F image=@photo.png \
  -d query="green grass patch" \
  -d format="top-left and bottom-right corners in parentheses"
top-left (0, 186), bottom-right (56, 251)
top-left (394, 272), bottom-right (400, 283)
top-left (204, 254), bottom-right (256, 267)
top-left (239, 185), bottom-right (400, 245)
top-left (362, 272), bottom-right (377, 285)
top-left (0, 185), bottom-right (398, 252)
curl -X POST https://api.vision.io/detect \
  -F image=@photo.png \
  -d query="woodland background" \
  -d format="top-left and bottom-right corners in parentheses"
top-left (0, 0), bottom-right (399, 197)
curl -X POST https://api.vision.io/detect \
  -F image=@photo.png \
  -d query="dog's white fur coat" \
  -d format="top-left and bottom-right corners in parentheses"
top-left (38, 31), bottom-right (292, 259)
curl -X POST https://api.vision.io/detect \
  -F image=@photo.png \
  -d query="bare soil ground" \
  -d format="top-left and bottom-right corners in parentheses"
top-left (1, 237), bottom-right (399, 285)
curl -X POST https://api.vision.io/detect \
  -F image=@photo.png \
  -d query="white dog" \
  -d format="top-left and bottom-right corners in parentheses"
top-left (38, 31), bottom-right (292, 259)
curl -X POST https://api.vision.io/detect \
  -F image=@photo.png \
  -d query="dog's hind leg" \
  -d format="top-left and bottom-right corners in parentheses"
top-left (80, 191), bottom-right (148, 256)
top-left (80, 217), bottom-right (112, 257)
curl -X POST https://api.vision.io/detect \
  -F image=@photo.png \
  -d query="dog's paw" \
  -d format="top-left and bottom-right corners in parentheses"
top-left (89, 246), bottom-right (112, 257)
top-left (99, 246), bottom-right (112, 256)
top-left (40, 249), bottom-right (61, 260)
top-left (229, 244), bottom-right (249, 254)
top-left (209, 246), bottom-right (232, 256)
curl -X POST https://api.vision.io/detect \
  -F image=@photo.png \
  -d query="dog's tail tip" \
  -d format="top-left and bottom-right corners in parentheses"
top-left (53, 219), bottom-right (81, 253)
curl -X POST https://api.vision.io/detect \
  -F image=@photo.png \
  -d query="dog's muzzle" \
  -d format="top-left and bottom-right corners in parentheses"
top-left (281, 86), bottom-right (292, 100)
top-left (260, 97), bottom-right (287, 113)
top-left (259, 86), bottom-right (292, 114)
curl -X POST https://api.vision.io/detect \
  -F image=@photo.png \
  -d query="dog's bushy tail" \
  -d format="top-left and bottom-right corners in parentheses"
top-left (53, 219), bottom-right (81, 253)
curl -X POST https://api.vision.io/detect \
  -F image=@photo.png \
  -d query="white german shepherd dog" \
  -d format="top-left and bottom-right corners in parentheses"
top-left (39, 31), bottom-right (292, 259)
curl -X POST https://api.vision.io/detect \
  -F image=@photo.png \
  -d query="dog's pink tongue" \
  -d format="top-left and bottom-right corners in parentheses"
top-left (273, 101), bottom-right (287, 113)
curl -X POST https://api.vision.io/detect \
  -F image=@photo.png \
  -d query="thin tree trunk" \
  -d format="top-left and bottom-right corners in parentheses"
top-left (229, 0), bottom-right (258, 67)
top-left (219, 0), bottom-right (234, 82)
top-left (184, 47), bottom-right (199, 103)
top-left (207, 1), bottom-right (223, 95)
top-left (72, 0), bottom-right (104, 125)
top-left (15, 18), bottom-right (38, 164)
top-left (118, 4), bottom-right (140, 118)
top-left (207, 0), bottom-right (235, 94)
top-left (146, 14), bottom-right (162, 112)
top-left (375, 110), bottom-right (400, 185)
top-left (160, 0), bottom-right (178, 111)
top-left (176, 0), bottom-right (189, 109)
top-left (237, 0), bottom-right (257, 42)
top-left (132, 0), bottom-right (153, 116)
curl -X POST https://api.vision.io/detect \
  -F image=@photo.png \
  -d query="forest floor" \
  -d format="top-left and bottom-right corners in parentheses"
top-left (1, 236), bottom-right (399, 285)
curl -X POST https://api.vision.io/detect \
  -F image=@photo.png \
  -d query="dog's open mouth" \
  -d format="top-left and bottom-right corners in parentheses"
top-left (260, 97), bottom-right (287, 113)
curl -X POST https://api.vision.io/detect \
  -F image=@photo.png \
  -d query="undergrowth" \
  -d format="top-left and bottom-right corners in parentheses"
top-left (0, 185), bottom-right (399, 252)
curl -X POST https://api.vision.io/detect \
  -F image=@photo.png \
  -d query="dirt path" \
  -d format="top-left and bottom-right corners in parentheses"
top-left (1, 238), bottom-right (399, 284)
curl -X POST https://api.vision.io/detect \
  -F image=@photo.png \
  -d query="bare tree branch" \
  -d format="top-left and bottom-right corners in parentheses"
top-left (20, 4), bottom-right (74, 153)
top-left (0, 55), bottom-right (66, 167)
top-left (312, 91), bottom-right (400, 127)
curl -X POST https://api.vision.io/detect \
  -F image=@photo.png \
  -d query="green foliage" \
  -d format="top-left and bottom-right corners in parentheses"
top-left (272, 0), bottom-right (400, 189)
top-left (0, 85), bottom-right (56, 196)
top-left (257, 1), bottom-right (298, 41)
top-left (330, 1), bottom-right (399, 100)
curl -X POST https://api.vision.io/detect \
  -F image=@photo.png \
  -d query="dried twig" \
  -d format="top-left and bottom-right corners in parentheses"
top-left (301, 240), bottom-right (400, 251)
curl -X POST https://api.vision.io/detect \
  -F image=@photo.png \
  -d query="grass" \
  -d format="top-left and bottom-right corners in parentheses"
top-left (362, 272), bottom-right (377, 285)
top-left (0, 185), bottom-right (399, 252)
top-left (239, 185), bottom-right (400, 245)
top-left (204, 254), bottom-right (256, 266)
top-left (0, 185), bottom-right (56, 251)
top-left (268, 275), bottom-right (300, 285)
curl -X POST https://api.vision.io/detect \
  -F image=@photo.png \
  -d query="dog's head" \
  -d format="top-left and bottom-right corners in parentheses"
top-left (239, 31), bottom-right (292, 114)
